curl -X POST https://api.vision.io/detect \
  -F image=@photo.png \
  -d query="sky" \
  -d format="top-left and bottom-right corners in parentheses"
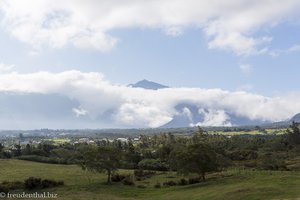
top-left (0, 0), bottom-right (300, 129)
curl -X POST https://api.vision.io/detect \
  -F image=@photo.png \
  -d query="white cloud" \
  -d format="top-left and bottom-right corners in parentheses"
top-left (270, 44), bottom-right (300, 57)
top-left (239, 64), bottom-right (252, 74)
top-left (0, 70), bottom-right (300, 128)
top-left (1, 0), bottom-right (300, 55)
top-left (0, 63), bottom-right (14, 73)
top-left (72, 107), bottom-right (88, 117)
top-left (193, 109), bottom-right (232, 127)
top-left (288, 44), bottom-right (300, 52)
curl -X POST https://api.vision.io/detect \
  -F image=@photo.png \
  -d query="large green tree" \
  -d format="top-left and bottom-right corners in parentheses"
top-left (77, 145), bottom-right (122, 184)
top-left (171, 143), bottom-right (217, 181)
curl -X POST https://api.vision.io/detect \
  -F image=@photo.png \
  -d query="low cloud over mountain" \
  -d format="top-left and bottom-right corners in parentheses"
top-left (0, 70), bottom-right (300, 129)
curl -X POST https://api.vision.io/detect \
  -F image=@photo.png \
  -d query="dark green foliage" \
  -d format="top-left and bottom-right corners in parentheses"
top-left (258, 153), bottom-right (287, 170)
top-left (216, 154), bottom-right (232, 169)
top-left (13, 143), bottom-right (22, 157)
top-left (153, 182), bottom-right (161, 188)
top-left (163, 180), bottom-right (177, 186)
top-left (122, 175), bottom-right (135, 185)
top-left (0, 150), bottom-right (11, 159)
top-left (136, 184), bottom-right (147, 188)
top-left (18, 155), bottom-right (71, 164)
top-left (229, 150), bottom-right (258, 161)
top-left (0, 181), bottom-right (24, 193)
top-left (111, 173), bottom-right (127, 182)
top-left (24, 177), bottom-right (41, 190)
top-left (177, 178), bottom-right (188, 185)
top-left (138, 159), bottom-right (168, 171)
top-left (286, 122), bottom-right (300, 146)
top-left (41, 179), bottom-right (64, 188)
top-left (170, 143), bottom-right (217, 181)
top-left (188, 177), bottom-right (201, 184)
top-left (77, 145), bottom-right (122, 184)
top-left (134, 169), bottom-right (156, 178)
top-left (24, 177), bottom-right (64, 190)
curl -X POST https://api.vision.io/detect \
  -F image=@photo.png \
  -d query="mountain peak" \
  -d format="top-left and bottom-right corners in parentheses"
top-left (128, 79), bottom-right (169, 90)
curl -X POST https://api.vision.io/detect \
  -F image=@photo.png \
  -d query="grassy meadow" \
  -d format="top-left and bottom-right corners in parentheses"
top-left (1, 159), bottom-right (300, 200)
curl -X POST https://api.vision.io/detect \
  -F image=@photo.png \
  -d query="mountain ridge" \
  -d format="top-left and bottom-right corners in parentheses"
top-left (128, 79), bottom-right (169, 90)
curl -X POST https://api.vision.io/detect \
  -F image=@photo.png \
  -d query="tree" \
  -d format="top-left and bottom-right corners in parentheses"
top-left (286, 122), bottom-right (300, 146)
top-left (191, 126), bottom-right (208, 144)
top-left (23, 144), bottom-right (32, 155)
top-left (77, 145), bottom-right (122, 184)
top-left (123, 140), bottom-right (141, 168)
top-left (171, 143), bottom-right (217, 181)
top-left (14, 143), bottom-right (22, 157)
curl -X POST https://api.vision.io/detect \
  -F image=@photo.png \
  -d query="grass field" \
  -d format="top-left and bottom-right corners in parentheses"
top-left (209, 128), bottom-right (287, 136)
top-left (1, 159), bottom-right (300, 200)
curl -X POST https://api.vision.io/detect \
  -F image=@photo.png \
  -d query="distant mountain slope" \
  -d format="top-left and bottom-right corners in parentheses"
top-left (160, 103), bottom-right (268, 128)
top-left (290, 113), bottom-right (300, 123)
top-left (128, 79), bottom-right (169, 90)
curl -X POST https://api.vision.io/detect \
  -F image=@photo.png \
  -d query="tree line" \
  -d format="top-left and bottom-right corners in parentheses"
top-left (1, 123), bottom-right (300, 184)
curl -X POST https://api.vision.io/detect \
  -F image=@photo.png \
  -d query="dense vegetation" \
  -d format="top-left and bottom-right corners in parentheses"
top-left (1, 123), bottom-right (300, 199)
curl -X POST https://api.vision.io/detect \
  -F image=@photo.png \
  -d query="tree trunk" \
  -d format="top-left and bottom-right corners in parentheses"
top-left (201, 172), bottom-right (206, 181)
top-left (107, 170), bottom-right (111, 184)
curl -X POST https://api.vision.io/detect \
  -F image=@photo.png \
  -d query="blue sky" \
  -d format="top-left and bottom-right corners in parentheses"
top-left (1, 19), bottom-right (300, 96)
top-left (1, 0), bottom-right (300, 129)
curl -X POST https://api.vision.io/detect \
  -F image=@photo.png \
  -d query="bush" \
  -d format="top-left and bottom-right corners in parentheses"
top-left (24, 177), bottom-right (41, 190)
top-left (154, 182), bottom-right (161, 188)
top-left (244, 160), bottom-right (257, 168)
top-left (134, 169), bottom-right (156, 178)
top-left (138, 159), bottom-right (168, 171)
top-left (258, 153), bottom-right (287, 171)
top-left (111, 174), bottom-right (126, 182)
top-left (135, 177), bottom-right (144, 181)
top-left (188, 177), bottom-right (201, 184)
top-left (122, 176), bottom-right (135, 186)
top-left (0, 181), bottom-right (24, 193)
top-left (229, 150), bottom-right (258, 161)
top-left (163, 180), bottom-right (177, 187)
top-left (24, 177), bottom-right (64, 190)
top-left (137, 185), bottom-right (147, 188)
top-left (177, 178), bottom-right (188, 186)
top-left (41, 179), bottom-right (64, 188)
top-left (18, 155), bottom-right (70, 164)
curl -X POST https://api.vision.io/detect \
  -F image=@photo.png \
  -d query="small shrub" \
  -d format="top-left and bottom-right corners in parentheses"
top-left (177, 178), bottom-right (188, 186)
top-left (165, 176), bottom-right (176, 178)
top-left (138, 159), bottom-right (168, 171)
top-left (24, 177), bottom-right (64, 190)
top-left (0, 184), bottom-right (9, 193)
top-left (0, 181), bottom-right (24, 193)
top-left (122, 176), bottom-right (135, 186)
top-left (258, 153), bottom-right (287, 171)
top-left (134, 169), bottom-right (156, 178)
top-left (41, 179), bottom-right (64, 188)
top-left (135, 177), bottom-right (143, 181)
top-left (244, 160), bottom-right (257, 168)
top-left (18, 155), bottom-right (70, 164)
top-left (137, 185), bottom-right (147, 188)
top-left (24, 177), bottom-right (41, 190)
top-left (163, 180), bottom-right (177, 187)
top-left (154, 182), bottom-right (161, 188)
top-left (111, 174), bottom-right (126, 182)
top-left (188, 177), bottom-right (201, 184)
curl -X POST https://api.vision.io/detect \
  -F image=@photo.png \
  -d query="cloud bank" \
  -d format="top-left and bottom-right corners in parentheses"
top-left (0, 70), bottom-right (300, 128)
top-left (1, 0), bottom-right (300, 55)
